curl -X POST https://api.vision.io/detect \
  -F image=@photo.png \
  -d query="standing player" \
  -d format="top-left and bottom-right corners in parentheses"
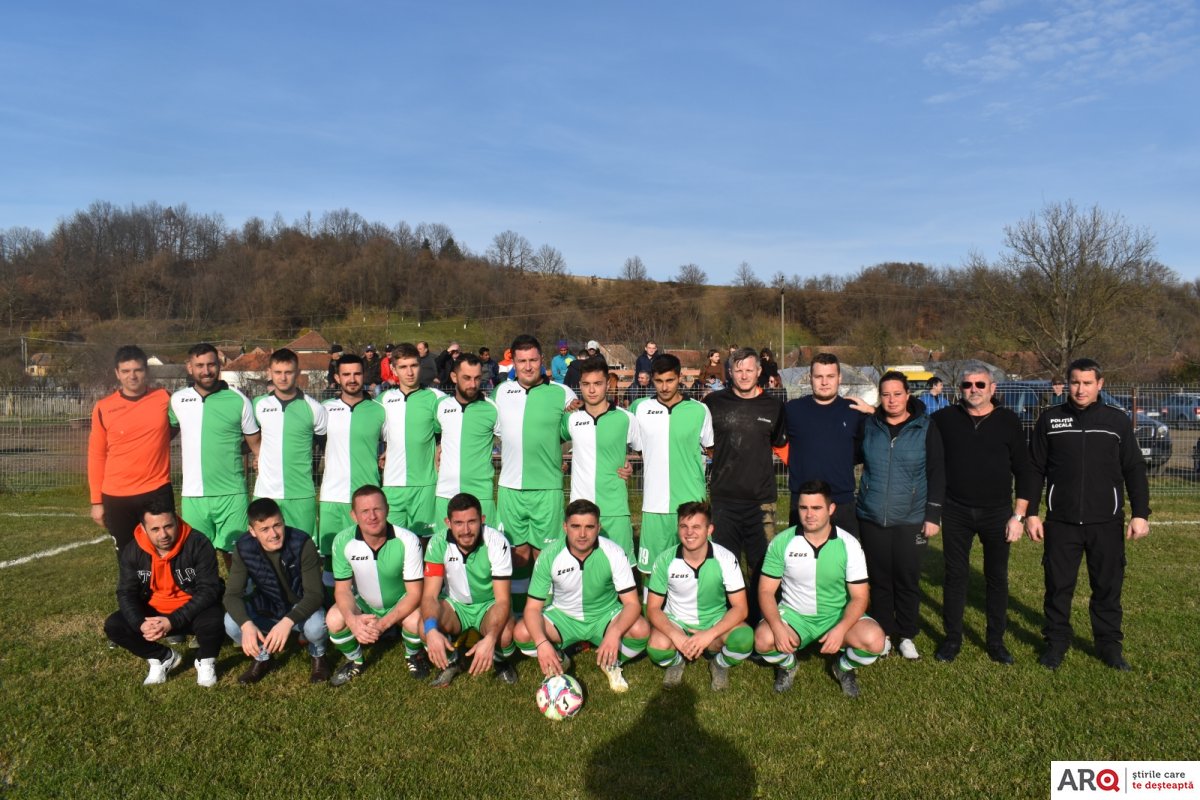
top-left (170, 342), bottom-right (260, 562)
top-left (494, 334), bottom-right (577, 565)
top-left (252, 348), bottom-right (327, 537)
top-left (646, 502), bottom-right (752, 691)
top-left (755, 481), bottom-right (886, 697)
top-left (326, 486), bottom-right (427, 686)
top-left (630, 353), bottom-right (714, 578)
top-left (434, 353), bottom-right (500, 524)
top-left (421, 493), bottom-right (518, 687)
top-left (89, 345), bottom-right (174, 560)
top-left (514, 500), bottom-right (650, 693)
top-left (318, 354), bottom-right (386, 564)
top-left (561, 358), bottom-right (638, 565)
top-left (703, 347), bottom-right (787, 623)
top-left (379, 343), bottom-right (444, 537)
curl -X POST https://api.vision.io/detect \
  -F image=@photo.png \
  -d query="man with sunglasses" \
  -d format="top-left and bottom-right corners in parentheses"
top-left (930, 363), bottom-right (1033, 665)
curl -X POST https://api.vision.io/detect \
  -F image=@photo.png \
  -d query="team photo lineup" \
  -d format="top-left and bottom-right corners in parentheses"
top-left (90, 333), bottom-right (1150, 710)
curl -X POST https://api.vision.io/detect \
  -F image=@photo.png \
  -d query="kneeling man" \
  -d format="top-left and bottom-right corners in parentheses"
top-left (104, 498), bottom-right (224, 686)
top-left (223, 498), bottom-right (329, 684)
top-left (646, 501), bottom-right (753, 691)
top-left (421, 493), bottom-right (518, 687)
top-left (515, 499), bottom-right (650, 693)
top-left (755, 480), bottom-right (886, 697)
top-left (326, 485), bottom-right (426, 686)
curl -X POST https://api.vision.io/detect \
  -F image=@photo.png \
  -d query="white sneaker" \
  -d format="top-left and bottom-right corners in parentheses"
top-left (880, 637), bottom-right (893, 658)
top-left (195, 657), bottom-right (218, 687)
top-left (605, 663), bottom-right (629, 693)
top-left (898, 638), bottom-right (920, 660)
top-left (143, 649), bottom-right (182, 685)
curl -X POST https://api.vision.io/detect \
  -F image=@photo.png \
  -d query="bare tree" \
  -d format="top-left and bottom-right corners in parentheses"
top-left (969, 201), bottom-right (1159, 376)
top-left (620, 256), bottom-right (648, 282)
top-left (733, 261), bottom-right (762, 288)
top-left (532, 244), bottom-right (568, 276)
top-left (674, 263), bottom-right (707, 285)
top-left (487, 230), bottom-right (534, 271)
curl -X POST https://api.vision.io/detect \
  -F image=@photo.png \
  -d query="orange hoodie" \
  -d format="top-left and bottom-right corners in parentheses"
top-left (133, 520), bottom-right (195, 616)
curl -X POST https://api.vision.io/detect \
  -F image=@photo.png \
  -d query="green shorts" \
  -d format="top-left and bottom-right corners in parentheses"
top-left (448, 598), bottom-right (495, 635)
top-left (544, 605), bottom-right (622, 649)
top-left (318, 501), bottom-right (353, 557)
top-left (433, 494), bottom-right (498, 534)
top-left (637, 512), bottom-right (677, 574)
top-left (600, 515), bottom-right (635, 566)
top-left (181, 494), bottom-right (249, 552)
top-left (353, 594), bottom-right (400, 619)
top-left (497, 488), bottom-right (564, 550)
top-left (383, 484), bottom-right (437, 538)
top-left (253, 496), bottom-right (317, 539)
top-left (779, 606), bottom-right (859, 649)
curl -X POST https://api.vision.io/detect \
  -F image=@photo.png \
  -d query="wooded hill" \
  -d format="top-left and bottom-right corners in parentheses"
top-left (3, 200), bottom-right (1198, 384)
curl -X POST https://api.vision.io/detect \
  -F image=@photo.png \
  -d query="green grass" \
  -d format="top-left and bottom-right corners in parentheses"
top-left (1, 488), bottom-right (1198, 799)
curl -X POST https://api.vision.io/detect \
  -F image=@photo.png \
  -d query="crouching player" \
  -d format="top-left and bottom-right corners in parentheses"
top-left (515, 499), bottom-right (650, 693)
top-left (326, 486), bottom-right (427, 686)
top-left (646, 501), bottom-right (753, 691)
top-left (421, 493), bottom-right (519, 687)
top-left (755, 481), bottom-right (886, 697)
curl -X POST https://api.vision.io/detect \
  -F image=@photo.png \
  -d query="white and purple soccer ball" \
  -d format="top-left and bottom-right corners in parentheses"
top-left (536, 673), bottom-right (585, 721)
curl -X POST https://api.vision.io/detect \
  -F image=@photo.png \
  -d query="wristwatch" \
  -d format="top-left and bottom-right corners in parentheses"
top-left (1011, 514), bottom-right (1027, 523)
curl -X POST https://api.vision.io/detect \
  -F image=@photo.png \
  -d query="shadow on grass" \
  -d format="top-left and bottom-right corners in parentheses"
top-left (584, 684), bottom-right (755, 800)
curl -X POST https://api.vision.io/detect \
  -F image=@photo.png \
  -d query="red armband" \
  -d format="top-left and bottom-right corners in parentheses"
top-left (424, 562), bottom-right (445, 578)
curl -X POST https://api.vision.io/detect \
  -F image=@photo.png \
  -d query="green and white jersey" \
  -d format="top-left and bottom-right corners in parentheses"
top-left (648, 542), bottom-right (745, 629)
top-left (561, 405), bottom-right (638, 517)
top-left (319, 396), bottom-right (385, 504)
top-left (528, 537), bottom-right (635, 622)
top-left (169, 383), bottom-right (259, 498)
top-left (423, 524), bottom-right (512, 606)
top-left (379, 385), bottom-right (444, 488)
top-left (630, 396), bottom-right (714, 514)
top-left (434, 394), bottom-right (499, 500)
top-left (494, 379), bottom-right (577, 491)
top-left (331, 523), bottom-right (424, 614)
top-left (761, 526), bottom-right (868, 618)
top-left (252, 391), bottom-right (327, 500)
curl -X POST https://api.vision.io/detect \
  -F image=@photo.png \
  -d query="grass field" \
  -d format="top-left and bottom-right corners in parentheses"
top-left (1, 487), bottom-right (1197, 799)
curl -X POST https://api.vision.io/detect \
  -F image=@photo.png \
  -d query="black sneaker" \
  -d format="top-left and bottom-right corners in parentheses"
top-left (493, 660), bottom-right (519, 685)
top-left (987, 644), bottom-right (1015, 665)
top-left (1099, 648), bottom-right (1131, 671)
top-left (830, 661), bottom-right (860, 698)
top-left (330, 659), bottom-right (364, 687)
top-left (1039, 644), bottom-right (1068, 670)
top-left (934, 640), bottom-right (961, 663)
top-left (772, 664), bottom-right (797, 694)
top-left (406, 651), bottom-right (431, 680)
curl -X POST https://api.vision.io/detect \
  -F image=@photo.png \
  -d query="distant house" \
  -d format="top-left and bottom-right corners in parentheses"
top-left (221, 332), bottom-right (334, 394)
top-left (25, 353), bottom-right (53, 378)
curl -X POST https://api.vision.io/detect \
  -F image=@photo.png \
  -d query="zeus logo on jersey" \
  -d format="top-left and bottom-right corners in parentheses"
top-left (556, 567), bottom-right (576, 576)
top-left (670, 571), bottom-right (692, 580)
top-left (350, 554), bottom-right (370, 561)
top-left (788, 551), bottom-right (810, 558)
top-left (645, 409), bottom-right (664, 415)
top-left (179, 397), bottom-right (198, 403)
top-left (259, 407), bottom-right (278, 413)
top-left (573, 420), bottom-right (592, 427)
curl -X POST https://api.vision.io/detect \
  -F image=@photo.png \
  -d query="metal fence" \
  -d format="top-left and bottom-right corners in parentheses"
top-left (2, 384), bottom-right (1197, 497)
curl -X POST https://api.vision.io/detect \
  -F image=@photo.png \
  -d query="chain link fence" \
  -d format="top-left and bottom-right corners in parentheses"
top-left (2, 384), bottom-right (1197, 497)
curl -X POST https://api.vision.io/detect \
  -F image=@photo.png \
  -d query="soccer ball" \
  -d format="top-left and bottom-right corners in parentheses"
top-left (536, 673), bottom-right (585, 721)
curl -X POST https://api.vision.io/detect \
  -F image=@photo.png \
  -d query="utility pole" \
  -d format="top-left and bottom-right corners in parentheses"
top-left (779, 288), bottom-right (785, 367)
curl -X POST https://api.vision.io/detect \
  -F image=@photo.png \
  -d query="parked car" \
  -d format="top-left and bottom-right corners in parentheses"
top-left (1159, 394), bottom-right (1200, 427)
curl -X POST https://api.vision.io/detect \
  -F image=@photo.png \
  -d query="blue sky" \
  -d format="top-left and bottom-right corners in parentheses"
top-left (2, 1), bottom-right (1197, 284)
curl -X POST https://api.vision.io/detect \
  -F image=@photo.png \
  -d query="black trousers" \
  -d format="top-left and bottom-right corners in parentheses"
top-left (711, 499), bottom-right (774, 625)
top-left (941, 502), bottom-right (1011, 647)
top-left (102, 484), bottom-right (176, 559)
top-left (790, 500), bottom-right (859, 537)
top-left (103, 604), bottom-right (225, 660)
top-left (1042, 519), bottom-right (1125, 650)
top-left (858, 518), bottom-right (927, 639)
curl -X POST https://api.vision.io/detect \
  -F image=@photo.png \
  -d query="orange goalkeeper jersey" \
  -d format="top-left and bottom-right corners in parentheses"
top-left (88, 388), bottom-right (172, 503)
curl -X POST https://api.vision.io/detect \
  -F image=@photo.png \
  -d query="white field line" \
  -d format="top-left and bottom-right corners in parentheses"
top-left (0, 512), bottom-right (86, 517)
top-left (0, 536), bottom-right (107, 569)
